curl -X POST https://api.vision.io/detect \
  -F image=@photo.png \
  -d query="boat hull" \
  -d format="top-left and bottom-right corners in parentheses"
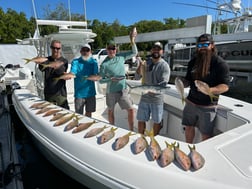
top-left (12, 84), bottom-right (252, 189)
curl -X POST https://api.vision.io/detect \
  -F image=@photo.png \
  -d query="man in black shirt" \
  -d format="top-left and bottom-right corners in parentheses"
top-left (180, 33), bottom-right (230, 143)
top-left (38, 40), bottom-right (69, 109)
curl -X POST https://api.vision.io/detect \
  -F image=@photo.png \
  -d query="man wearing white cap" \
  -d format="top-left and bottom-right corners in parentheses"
top-left (70, 44), bottom-right (98, 117)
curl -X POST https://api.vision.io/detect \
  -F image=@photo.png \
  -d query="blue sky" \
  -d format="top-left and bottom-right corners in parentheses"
top-left (0, 0), bottom-right (251, 26)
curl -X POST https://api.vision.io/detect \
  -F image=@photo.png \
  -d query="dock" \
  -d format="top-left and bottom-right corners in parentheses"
top-left (0, 81), bottom-right (23, 189)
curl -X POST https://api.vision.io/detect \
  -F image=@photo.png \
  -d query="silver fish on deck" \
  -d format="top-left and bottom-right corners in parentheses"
top-left (82, 75), bottom-right (101, 81)
top-left (53, 113), bottom-right (76, 126)
top-left (188, 145), bottom-right (205, 170)
top-left (30, 102), bottom-right (51, 109)
top-left (23, 56), bottom-right (48, 64)
top-left (43, 109), bottom-right (62, 117)
top-left (175, 77), bottom-right (185, 105)
top-left (114, 132), bottom-right (135, 151)
top-left (35, 107), bottom-right (54, 115)
top-left (64, 115), bottom-right (82, 131)
top-left (146, 129), bottom-right (162, 161)
top-left (84, 125), bottom-right (109, 138)
top-left (72, 120), bottom-right (96, 134)
top-left (50, 112), bottom-right (69, 121)
top-left (99, 127), bottom-right (117, 144)
top-left (158, 141), bottom-right (175, 167)
top-left (174, 142), bottom-right (191, 171)
top-left (194, 80), bottom-right (219, 103)
top-left (133, 134), bottom-right (148, 154)
top-left (29, 101), bottom-right (47, 109)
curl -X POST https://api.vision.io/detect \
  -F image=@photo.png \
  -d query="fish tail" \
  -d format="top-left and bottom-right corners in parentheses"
top-left (188, 144), bottom-right (196, 151)
top-left (209, 93), bottom-right (219, 103)
top-left (182, 97), bottom-right (185, 105)
top-left (23, 58), bottom-right (32, 64)
top-left (40, 64), bottom-right (48, 71)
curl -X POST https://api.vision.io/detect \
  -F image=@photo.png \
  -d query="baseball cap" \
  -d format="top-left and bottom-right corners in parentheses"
top-left (197, 34), bottom-right (214, 43)
top-left (152, 41), bottom-right (163, 49)
top-left (81, 44), bottom-right (91, 50)
top-left (107, 42), bottom-right (116, 49)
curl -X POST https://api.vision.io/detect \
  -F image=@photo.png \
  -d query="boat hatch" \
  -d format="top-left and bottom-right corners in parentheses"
top-left (219, 133), bottom-right (252, 178)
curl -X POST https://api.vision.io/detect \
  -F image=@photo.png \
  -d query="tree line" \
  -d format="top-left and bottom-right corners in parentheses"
top-left (0, 3), bottom-right (186, 51)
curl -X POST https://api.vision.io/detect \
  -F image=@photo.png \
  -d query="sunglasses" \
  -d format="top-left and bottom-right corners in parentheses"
top-left (82, 48), bottom-right (90, 52)
top-left (197, 43), bottom-right (210, 48)
top-left (51, 46), bottom-right (61, 50)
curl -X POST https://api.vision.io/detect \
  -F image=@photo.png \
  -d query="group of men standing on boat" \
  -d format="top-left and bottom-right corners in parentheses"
top-left (37, 32), bottom-right (229, 144)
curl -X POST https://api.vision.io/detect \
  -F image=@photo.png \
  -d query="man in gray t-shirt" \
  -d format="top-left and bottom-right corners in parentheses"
top-left (136, 42), bottom-right (170, 135)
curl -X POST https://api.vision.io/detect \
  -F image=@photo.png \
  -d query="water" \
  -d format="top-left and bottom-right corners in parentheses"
top-left (9, 104), bottom-right (89, 189)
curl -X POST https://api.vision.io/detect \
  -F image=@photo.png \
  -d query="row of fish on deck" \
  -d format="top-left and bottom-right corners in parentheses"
top-left (29, 100), bottom-right (205, 171)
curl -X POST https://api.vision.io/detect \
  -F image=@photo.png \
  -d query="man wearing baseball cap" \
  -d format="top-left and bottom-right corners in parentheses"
top-left (69, 43), bottom-right (99, 117)
top-left (136, 41), bottom-right (170, 135)
top-left (178, 33), bottom-right (230, 143)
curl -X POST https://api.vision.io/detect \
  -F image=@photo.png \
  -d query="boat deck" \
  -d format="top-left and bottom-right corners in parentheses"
top-left (0, 82), bottom-right (23, 189)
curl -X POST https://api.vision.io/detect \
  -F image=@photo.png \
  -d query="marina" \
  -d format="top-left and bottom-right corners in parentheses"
top-left (1, 0), bottom-right (252, 188)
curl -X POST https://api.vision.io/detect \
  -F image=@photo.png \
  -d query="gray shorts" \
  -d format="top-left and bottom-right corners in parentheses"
top-left (106, 89), bottom-right (133, 110)
top-left (75, 96), bottom-right (96, 114)
top-left (182, 102), bottom-right (217, 136)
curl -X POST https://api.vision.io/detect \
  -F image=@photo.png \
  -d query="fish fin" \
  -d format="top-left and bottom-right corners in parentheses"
top-left (23, 58), bottom-right (32, 64)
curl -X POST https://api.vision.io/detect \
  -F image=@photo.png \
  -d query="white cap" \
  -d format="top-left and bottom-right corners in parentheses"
top-left (81, 44), bottom-right (91, 50)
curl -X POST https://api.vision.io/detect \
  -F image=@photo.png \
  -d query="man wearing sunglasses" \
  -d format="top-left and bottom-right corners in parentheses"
top-left (99, 32), bottom-right (138, 131)
top-left (38, 40), bottom-right (69, 109)
top-left (69, 44), bottom-right (98, 117)
top-left (179, 33), bottom-right (230, 143)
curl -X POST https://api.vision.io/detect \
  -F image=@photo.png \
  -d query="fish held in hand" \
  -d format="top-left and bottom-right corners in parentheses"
top-left (158, 141), bottom-right (175, 167)
top-left (114, 132), bottom-right (135, 151)
top-left (82, 75), bottom-right (101, 81)
top-left (188, 144), bottom-right (205, 170)
top-left (72, 120), bottom-right (97, 134)
top-left (174, 142), bottom-right (191, 171)
top-left (194, 80), bottom-right (219, 103)
top-left (99, 127), bottom-right (118, 144)
top-left (84, 125), bottom-right (109, 138)
top-left (130, 27), bottom-right (137, 45)
top-left (175, 77), bottom-right (185, 105)
top-left (146, 129), bottom-right (162, 161)
top-left (23, 56), bottom-right (48, 64)
top-left (133, 134), bottom-right (148, 154)
top-left (54, 73), bottom-right (76, 81)
top-left (40, 61), bottom-right (64, 71)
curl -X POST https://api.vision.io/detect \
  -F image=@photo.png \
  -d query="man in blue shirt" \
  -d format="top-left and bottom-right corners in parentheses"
top-left (70, 44), bottom-right (98, 117)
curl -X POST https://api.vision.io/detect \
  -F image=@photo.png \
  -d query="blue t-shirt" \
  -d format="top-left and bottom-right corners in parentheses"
top-left (70, 56), bottom-right (98, 98)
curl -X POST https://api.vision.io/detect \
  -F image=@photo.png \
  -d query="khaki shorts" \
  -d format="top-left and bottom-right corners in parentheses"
top-left (106, 89), bottom-right (133, 110)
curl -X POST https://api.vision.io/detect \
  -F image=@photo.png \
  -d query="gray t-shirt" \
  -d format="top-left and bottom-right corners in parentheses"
top-left (140, 58), bottom-right (170, 104)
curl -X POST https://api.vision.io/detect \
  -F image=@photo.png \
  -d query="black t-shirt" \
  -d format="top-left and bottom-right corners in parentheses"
top-left (185, 55), bottom-right (230, 106)
top-left (39, 56), bottom-right (68, 97)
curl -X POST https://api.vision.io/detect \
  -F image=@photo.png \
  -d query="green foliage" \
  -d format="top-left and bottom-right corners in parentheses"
top-left (0, 5), bottom-right (186, 48)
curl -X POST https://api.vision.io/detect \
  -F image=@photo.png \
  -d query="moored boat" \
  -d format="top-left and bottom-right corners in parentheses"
top-left (10, 77), bottom-right (252, 189)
